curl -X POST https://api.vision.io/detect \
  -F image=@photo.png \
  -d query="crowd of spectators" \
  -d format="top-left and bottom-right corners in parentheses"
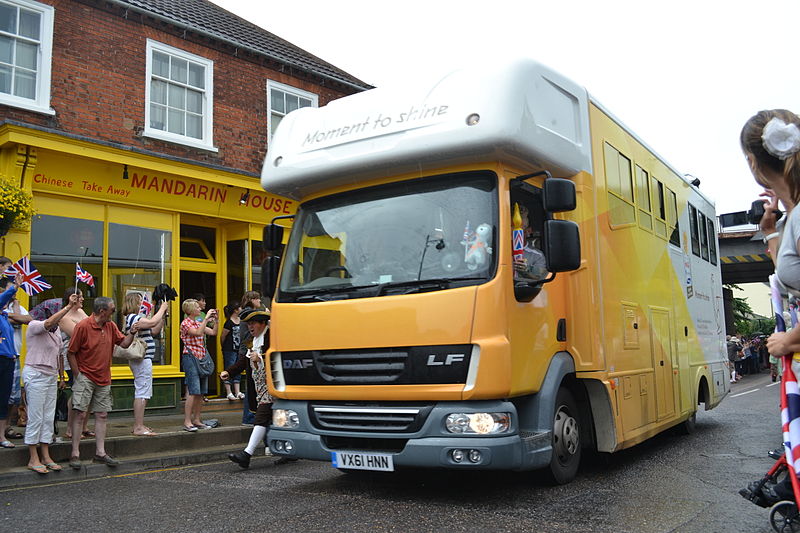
top-left (726, 335), bottom-right (776, 383)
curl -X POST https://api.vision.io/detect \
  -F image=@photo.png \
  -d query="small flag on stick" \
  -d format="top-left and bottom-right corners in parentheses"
top-left (139, 292), bottom-right (153, 316)
top-left (75, 263), bottom-right (95, 288)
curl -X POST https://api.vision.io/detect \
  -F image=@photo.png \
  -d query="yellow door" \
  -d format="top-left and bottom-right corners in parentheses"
top-left (650, 308), bottom-right (675, 420)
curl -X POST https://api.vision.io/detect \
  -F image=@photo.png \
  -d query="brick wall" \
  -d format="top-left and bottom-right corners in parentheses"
top-left (1, 0), bottom-right (361, 175)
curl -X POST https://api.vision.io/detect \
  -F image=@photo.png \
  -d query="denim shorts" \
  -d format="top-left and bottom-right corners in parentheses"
top-left (222, 351), bottom-right (241, 384)
top-left (182, 352), bottom-right (208, 396)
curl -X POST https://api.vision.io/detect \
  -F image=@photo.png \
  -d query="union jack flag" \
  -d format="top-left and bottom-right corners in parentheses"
top-left (462, 220), bottom-right (472, 243)
top-left (512, 228), bottom-right (525, 263)
top-left (771, 275), bottom-right (800, 494)
top-left (139, 292), bottom-right (153, 316)
top-left (782, 354), bottom-right (800, 492)
top-left (75, 263), bottom-right (95, 287)
top-left (11, 256), bottom-right (51, 295)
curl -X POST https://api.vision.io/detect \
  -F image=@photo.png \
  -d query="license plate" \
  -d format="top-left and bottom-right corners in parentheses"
top-left (331, 451), bottom-right (394, 472)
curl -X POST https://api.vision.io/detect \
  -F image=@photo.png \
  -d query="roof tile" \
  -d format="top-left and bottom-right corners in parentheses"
top-left (119, 0), bottom-right (372, 90)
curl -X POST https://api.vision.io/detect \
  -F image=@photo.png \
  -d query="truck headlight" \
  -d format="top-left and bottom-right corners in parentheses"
top-left (445, 412), bottom-right (511, 434)
top-left (273, 409), bottom-right (300, 429)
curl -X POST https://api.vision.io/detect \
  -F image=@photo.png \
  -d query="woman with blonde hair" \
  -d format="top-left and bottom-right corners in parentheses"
top-left (179, 298), bottom-right (217, 431)
top-left (122, 292), bottom-right (168, 436)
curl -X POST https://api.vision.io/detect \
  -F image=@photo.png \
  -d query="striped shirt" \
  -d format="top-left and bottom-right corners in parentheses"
top-left (126, 313), bottom-right (156, 359)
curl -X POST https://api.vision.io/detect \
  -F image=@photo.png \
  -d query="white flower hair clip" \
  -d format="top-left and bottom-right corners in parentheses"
top-left (762, 117), bottom-right (800, 160)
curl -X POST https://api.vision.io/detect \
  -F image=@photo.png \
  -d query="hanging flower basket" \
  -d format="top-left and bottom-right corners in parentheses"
top-left (0, 216), bottom-right (12, 238)
top-left (0, 178), bottom-right (34, 237)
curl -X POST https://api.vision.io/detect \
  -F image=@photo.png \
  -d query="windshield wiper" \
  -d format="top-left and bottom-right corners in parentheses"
top-left (375, 277), bottom-right (485, 296)
top-left (288, 284), bottom-right (376, 302)
top-left (286, 277), bottom-right (486, 302)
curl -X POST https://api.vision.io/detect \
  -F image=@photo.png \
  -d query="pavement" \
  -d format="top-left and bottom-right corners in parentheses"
top-left (0, 398), bottom-right (262, 489)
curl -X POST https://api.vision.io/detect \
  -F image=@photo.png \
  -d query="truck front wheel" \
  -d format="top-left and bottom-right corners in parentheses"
top-left (548, 387), bottom-right (581, 484)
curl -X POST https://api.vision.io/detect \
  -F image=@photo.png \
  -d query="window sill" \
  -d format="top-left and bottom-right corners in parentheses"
top-left (111, 364), bottom-right (185, 379)
top-left (142, 129), bottom-right (218, 153)
top-left (0, 97), bottom-right (55, 116)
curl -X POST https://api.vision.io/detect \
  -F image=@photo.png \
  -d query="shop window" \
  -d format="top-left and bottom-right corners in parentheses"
top-left (604, 142), bottom-right (635, 227)
top-left (180, 224), bottom-right (215, 260)
top-left (227, 239), bottom-right (247, 305)
top-left (29, 214), bottom-right (103, 309)
top-left (108, 223), bottom-right (172, 365)
top-left (0, 0), bottom-right (53, 115)
top-left (267, 80), bottom-right (317, 143)
top-left (251, 237), bottom-right (286, 305)
top-left (144, 39), bottom-right (215, 151)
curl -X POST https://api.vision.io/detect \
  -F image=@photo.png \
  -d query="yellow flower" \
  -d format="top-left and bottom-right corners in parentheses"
top-left (0, 178), bottom-right (34, 225)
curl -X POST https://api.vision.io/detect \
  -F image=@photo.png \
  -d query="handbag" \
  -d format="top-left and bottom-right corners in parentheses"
top-left (113, 336), bottom-right (147, 360)
top-left (194, 351), bottom-right (215, 377)
top-left (55, 388), bottom-right (69, 422)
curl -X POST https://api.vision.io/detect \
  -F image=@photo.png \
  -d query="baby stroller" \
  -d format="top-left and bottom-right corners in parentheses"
top-left (740, 353), bottom-right (800, 532)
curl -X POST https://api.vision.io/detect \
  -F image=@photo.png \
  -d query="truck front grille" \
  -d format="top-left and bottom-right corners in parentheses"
top-left (279, 344), bottom-right (473, 386)
top-left (310, 403), bottom-right (433, 433)
top-left (317, 351), bottom-right (407, 383)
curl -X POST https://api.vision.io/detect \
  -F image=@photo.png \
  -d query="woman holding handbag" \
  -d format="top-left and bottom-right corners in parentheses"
top-left (123, 292), bottom-right (168, 436)
top-left (179, 299), bottom-right (217, 432)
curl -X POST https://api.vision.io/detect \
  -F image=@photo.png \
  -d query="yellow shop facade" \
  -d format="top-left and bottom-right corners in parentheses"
top-left (0, 123), bottom-right (294, 412)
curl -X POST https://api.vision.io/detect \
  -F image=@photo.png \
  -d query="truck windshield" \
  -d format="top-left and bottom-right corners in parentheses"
top-left (278, 172), bottom-right (498, 302)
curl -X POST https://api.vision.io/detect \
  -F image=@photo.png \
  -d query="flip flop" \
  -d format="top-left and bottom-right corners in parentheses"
top-left (28, 465), bottom-right (48, 475)
top-left (44, 462), bottom-right (62, 471)
top-left (182, 425), bottom-right (198, 432)
top-left (82, 430), bottom-right (96, 438)
top-left (0, 440), bottom-right (15, 448)
top-left (132, 430), bottom-right (158, 436)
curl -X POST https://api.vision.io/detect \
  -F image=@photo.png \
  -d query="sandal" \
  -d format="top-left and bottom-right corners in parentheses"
top-left (82, 430), bottom-right (95, 438)
top-left (0, 440), bottom-right (15, 448)
top-left (4, 428), bottom-right (22, 439)
top-left (28, 464), bottom-right (48, 475)
top-left (43, 462), bottom-right (62, 471)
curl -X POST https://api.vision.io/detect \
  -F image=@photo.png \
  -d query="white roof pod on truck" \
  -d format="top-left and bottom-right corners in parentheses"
top-left (261, 58), bottom-right (593, 200)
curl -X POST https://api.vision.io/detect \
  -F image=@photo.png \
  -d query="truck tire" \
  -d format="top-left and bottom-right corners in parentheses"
top-left (548, 387), bottom-right (581, 484)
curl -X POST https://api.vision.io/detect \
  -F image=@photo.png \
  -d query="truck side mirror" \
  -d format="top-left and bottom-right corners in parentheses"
top-left (543, 178), bottom-right (576, 212)
top-left (263, 223), bottom-right (284, 253)
top-left (261, 256), bottom-right (281, 300)
top-left (544, 219), bottom-right (581, 272)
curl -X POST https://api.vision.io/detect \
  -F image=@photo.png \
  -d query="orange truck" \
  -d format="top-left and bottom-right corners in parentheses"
top-left (259, 58), bottom-right (728, 483)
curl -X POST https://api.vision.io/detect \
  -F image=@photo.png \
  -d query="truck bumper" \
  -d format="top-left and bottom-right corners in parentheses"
top-left (267, 399), bottom-right (553, 471)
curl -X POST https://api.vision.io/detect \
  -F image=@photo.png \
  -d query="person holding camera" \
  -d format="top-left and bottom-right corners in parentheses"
top-left (179, 299), bottom-right (217, 431)
top-left (740, 109), bottom-right (800, 504)
top-left (741, 110), bottom-right (800, 356)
